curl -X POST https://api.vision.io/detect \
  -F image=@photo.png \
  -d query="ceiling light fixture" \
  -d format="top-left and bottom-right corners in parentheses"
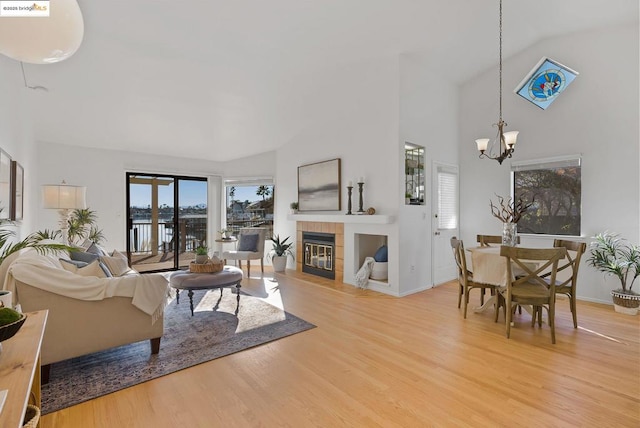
top-left (475, 0), bottom-right (519, 165)
top-left (0, 0), bottom-right (84, 64)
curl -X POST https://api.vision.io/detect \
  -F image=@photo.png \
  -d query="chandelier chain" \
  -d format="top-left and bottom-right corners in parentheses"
top-left (498, 0), bottom-right (503, 123)
top-left (475, 0), bottom-right (518, 165)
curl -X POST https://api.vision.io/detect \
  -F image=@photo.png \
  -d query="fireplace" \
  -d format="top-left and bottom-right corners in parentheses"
top-left (302, 231), bottom-right (335, 280)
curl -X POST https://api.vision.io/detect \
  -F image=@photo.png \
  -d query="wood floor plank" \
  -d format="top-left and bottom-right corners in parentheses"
top-left (42, 269), bottom-right (640, 427)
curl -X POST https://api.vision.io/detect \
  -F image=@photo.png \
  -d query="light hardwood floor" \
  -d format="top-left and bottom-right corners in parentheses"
top-left (43, 269), bottom-right (640, 427)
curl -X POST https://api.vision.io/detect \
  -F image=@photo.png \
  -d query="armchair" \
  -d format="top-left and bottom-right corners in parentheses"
top-left (222, 228), bottom-right (267, 277)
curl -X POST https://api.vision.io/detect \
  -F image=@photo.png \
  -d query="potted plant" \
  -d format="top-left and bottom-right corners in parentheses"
top-left (0, 216), bottom-right (70, 287)
top-left (268, 235), bottom-right (294, 272)
top-left (587, 232), bottom-right (640, 315)
top-left (289, 202), bottom-right (299, 214)
top-left (405, 192), bottom-right (412, 204)
top-left (218, 229), bottom-right (231, 240)
top-left (194, 245), bottom-right (209, 264)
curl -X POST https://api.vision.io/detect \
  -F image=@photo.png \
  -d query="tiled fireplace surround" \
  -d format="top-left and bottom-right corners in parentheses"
top-left (293, 215), bottom-right (396, 296)
top-left (295, 222), bottom-right (344, 282)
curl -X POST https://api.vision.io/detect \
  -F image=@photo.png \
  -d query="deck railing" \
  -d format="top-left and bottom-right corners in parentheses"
top-left (130, 217), bottom-right (273, 255)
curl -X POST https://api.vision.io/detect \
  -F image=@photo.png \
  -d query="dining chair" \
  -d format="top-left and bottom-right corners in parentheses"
top-left (541, 239), bottom-right (587, 328)
top-left (476, 234), bottom-right (521, 247)
top-left (222, 227), bottom-right (267, 277)
top-left (450, 237), bottom-right (495, 318)
top-left (496, 246), bottom-right (567, 344)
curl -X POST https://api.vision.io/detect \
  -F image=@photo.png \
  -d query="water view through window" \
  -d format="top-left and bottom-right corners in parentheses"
top-left (127, 173), bottom-right (207, 272)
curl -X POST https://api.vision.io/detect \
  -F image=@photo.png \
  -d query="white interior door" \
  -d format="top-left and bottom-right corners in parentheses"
top-left (431, 162), bottom-right (459, 286)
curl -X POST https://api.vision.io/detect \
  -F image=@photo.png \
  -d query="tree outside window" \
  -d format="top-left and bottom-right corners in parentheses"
top-left (513, 158), bottom-right (581, 236)
top-left (224, 182), bottom-right (274, 238)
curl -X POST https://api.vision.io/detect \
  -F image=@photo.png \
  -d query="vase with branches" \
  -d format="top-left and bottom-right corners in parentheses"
top-left (489, 194), bottom-right (534, 246)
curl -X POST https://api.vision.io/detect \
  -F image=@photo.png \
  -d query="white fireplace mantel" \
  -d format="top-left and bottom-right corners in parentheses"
top-left (288, 214), bottom-right (395, 224)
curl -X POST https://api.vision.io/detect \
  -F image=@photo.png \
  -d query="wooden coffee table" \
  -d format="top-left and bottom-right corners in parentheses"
top-left (169, 266), bottom-right (243, 316)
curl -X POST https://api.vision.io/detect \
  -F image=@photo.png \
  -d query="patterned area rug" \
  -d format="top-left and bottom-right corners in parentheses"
top-left (41, 288), bottom-right (315, 414)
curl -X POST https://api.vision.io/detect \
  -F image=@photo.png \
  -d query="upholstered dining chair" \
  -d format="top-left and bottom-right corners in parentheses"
top-left (476, 234), bottom-right (521, 247)
top-left (497, 246), bottom-right (566, 344)
top-left (222, 227), bottom-right (267, 277)
top-left (450, 237), bottom-right (495, 318)
top-left (541, 239), bottom-right (587, 328)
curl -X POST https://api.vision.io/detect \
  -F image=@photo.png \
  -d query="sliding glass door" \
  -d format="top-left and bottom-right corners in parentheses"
top-left (126, 173), bottom-right (207, 273)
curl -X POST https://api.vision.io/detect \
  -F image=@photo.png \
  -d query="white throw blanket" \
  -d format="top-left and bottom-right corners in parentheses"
top-left (355, 256), bottom-right (376, 289)
top-left (6, 251), bottom-right (168, 324)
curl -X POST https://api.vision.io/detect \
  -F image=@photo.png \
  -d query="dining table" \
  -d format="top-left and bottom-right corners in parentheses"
top-left (467, 246), bottom-right (538, 315)
top-left (467, 246), bottom-right (507, 313)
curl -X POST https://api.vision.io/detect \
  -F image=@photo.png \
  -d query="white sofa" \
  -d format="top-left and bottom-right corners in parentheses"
top-left (2, 250), bottom-right (168, 382)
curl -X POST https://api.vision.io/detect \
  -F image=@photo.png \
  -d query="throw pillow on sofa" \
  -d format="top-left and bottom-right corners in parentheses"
top-left (70, 250), bottom-right (99, 264)
top-left (100, 254), bottom-right (130, 277)
top-left (60, 259), bottom-right (109, 278)
top-left (70, 250), bottom-right (113, 277)
top-left (59, 258), bottom-right (88, 269)
top-left (86, 242), bottom-right (108, 256)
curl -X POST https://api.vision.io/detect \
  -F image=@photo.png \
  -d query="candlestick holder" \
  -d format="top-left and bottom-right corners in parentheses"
top-left (346, 186), bottom-right (353, 215)
top-left (357, 182), bottom-right (365, 213)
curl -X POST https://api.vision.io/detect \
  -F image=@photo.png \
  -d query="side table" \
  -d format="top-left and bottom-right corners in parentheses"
top-left (214, 237), bottom-right (238, 263)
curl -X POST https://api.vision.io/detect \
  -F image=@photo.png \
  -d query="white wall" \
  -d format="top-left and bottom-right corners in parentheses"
top-left (35, 142), bottom-right (275, 251)
top-left (275, 57), bottom-right (401, 273)
top-left (398, 54), bottom-right (459, 294)
top-left (458, 24), bottom-right (639, 303)
top-left (0, 56), bottom-right (38, 237)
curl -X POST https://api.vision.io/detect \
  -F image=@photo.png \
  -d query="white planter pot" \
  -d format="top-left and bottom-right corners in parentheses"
top-left (611, 290), bottom-right (640, 315)
top-left (195, 255), bottom-right (208, 264)
top-left (272, 256), bottom-right (288, 272)
top-left (613, 304), bottom-right (638, 315)
top-left (370, 262), bottom-right (388, 280)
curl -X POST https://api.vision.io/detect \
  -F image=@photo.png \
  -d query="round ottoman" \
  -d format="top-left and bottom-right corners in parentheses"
top-left (169, 266), bottom-right (243, 316)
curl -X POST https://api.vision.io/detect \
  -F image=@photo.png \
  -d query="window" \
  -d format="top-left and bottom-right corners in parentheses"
top-left (512, 156), bottom-right (581, 236)
top-left (437, 165), bottom-right (458, 230)
top-left (224, 178), bottom-right (274, 238)
top-left (126, 173), bottom-right (208, 272)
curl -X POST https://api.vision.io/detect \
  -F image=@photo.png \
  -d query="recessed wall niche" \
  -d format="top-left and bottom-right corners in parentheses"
top-left (354, 233), bottom-right (388, 284)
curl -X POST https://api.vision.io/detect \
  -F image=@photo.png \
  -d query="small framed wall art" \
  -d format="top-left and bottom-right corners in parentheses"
top-left (0, 150), bottom-right (11, 219)
top-left (10, 161), bottom-right (23, 221)
top-left (514, 57), bottom-right (579, 110)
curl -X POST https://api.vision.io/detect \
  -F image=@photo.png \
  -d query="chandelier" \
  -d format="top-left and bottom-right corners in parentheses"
top-left (475, 0), bottom-right (519, 165)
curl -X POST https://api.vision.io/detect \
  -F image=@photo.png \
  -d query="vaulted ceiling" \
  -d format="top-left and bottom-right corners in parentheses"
top-left (14, 0), bottom-right (639, 161)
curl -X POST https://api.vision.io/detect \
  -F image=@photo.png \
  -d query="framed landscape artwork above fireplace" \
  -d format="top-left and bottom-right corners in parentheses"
top-left (297, 158), bottom-right (341, 211)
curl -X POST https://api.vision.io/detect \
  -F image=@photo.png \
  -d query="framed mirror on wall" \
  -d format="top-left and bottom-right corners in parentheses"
top-left (404, 143), bottom-right (425, 205)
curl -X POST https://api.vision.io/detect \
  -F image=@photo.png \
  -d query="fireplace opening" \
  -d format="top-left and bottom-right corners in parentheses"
top-left (302, 232), bottom-right (335, 280)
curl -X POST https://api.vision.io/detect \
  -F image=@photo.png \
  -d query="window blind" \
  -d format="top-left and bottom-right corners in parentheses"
top-left (438, 169), bottom-right (458, 230)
